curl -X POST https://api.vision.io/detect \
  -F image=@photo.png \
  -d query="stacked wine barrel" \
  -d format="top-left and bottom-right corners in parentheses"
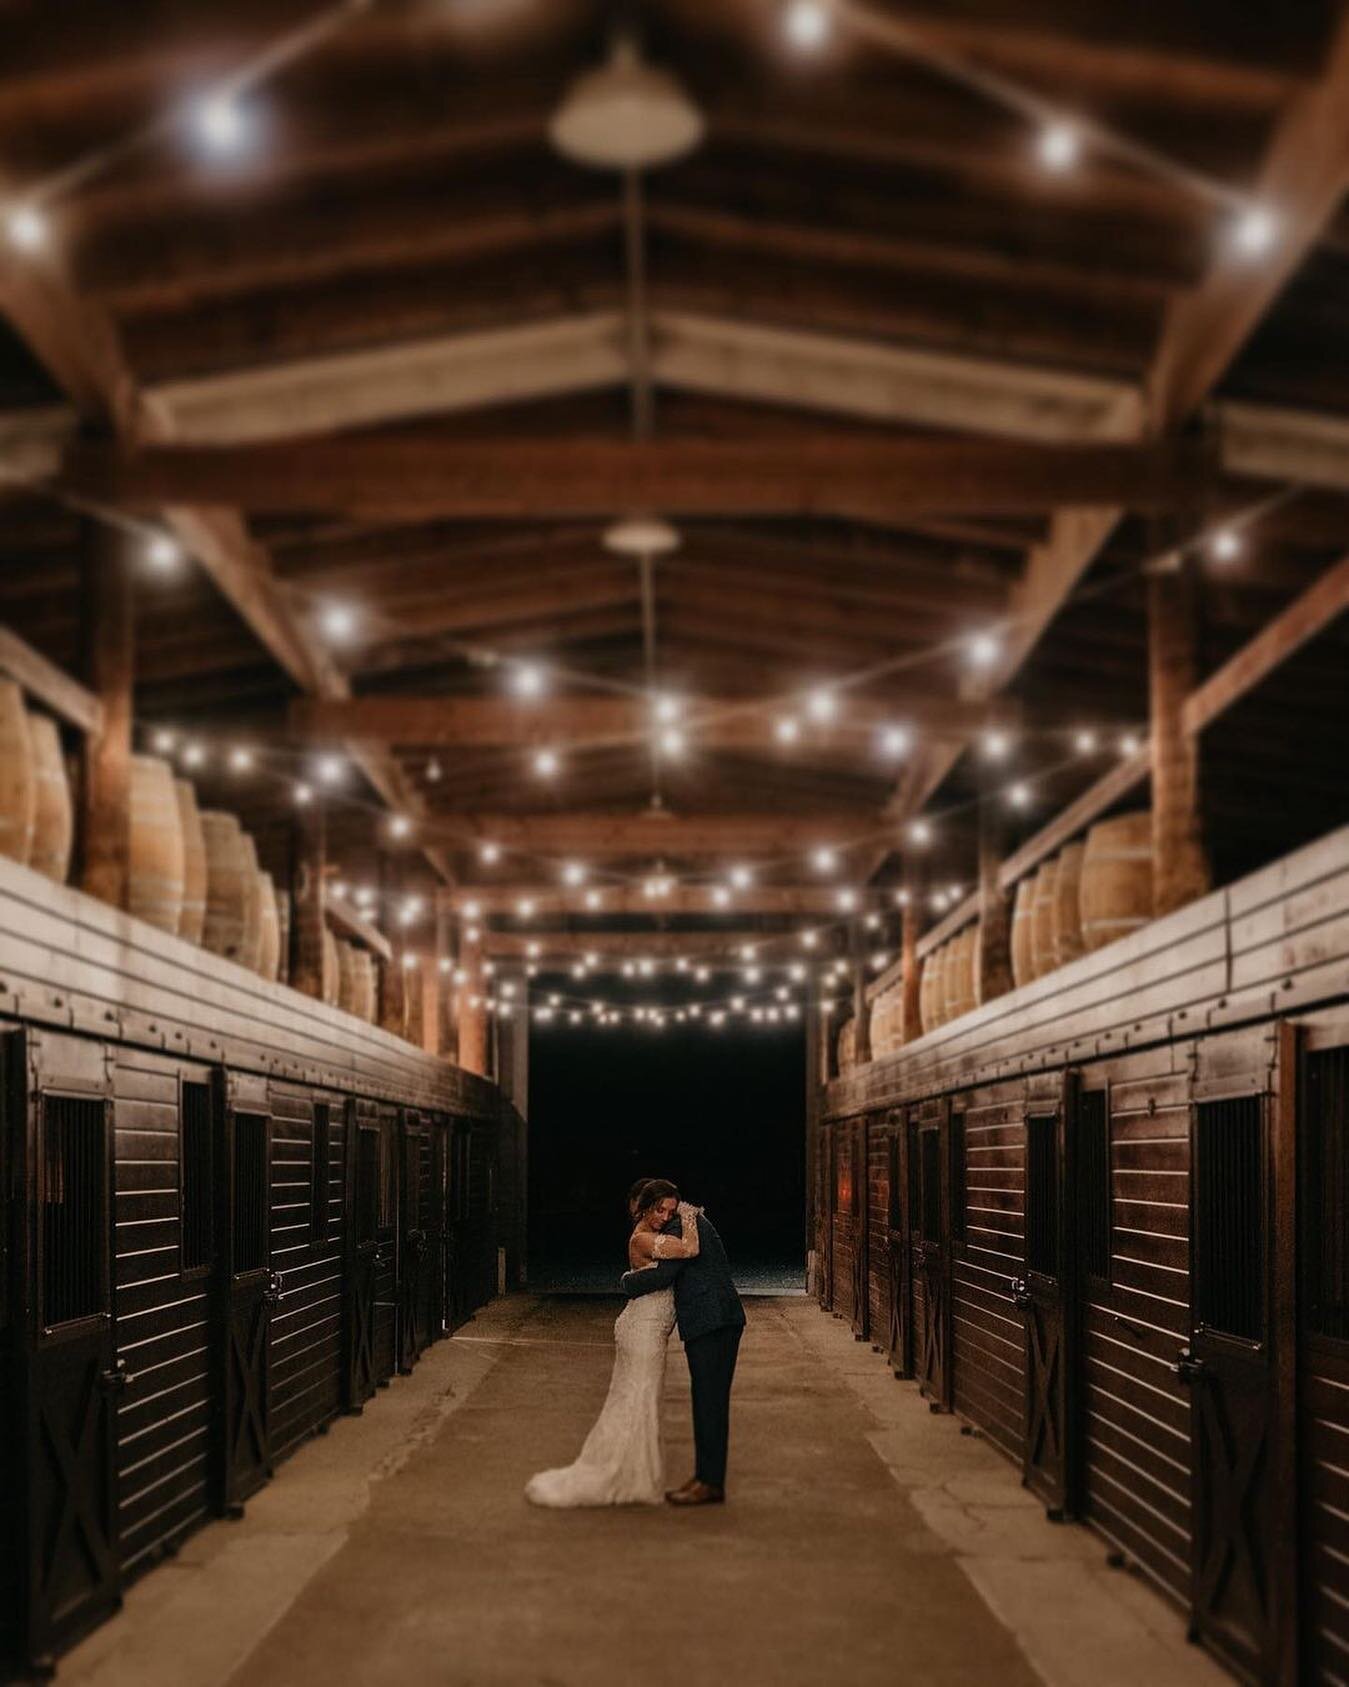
top-left (0, 678), bottom-right (75, 885)
top-left (919, 919), bottom-right (981, 1035)
top-left (1011, 813), bottom-right (1153, 990)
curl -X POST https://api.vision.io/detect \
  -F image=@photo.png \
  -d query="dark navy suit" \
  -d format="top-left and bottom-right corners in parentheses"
top-left (621, 1211), bottom-right (745, 1488)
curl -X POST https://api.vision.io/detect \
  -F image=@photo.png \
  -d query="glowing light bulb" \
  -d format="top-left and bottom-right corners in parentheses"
top-left (562, 860), bottom-right (586, 886)
top-left (314, 754), bottom-right (344, 786)
top-left (584, 888), bottom-right (603, 910)
top-left (1232, 205), bottom-right (1277, 257)
top-left (532, 748), bottom-right (560, 779)
top-left (811, 846), bottom-right (838, 874)
top-left (1007, 782), bottom-right (1031, 809)
top-left (730, 865), bottom-right (753, 890)
top-left (1120, 732), bottom-right (1141, 757)
top-left (228, 746), bottom-right (254, 773)
top-left (145, 533), bottom-right (182, 573)
top-left (479, 841), bottom-right (501, 865)
top-left (526, 941), bottom-right (541, 959)
top-left (981, 729), bottom-right (1010, 760)
top-left (425, 759), bottom-right (442, 783)
top-left (712, 885), bottom-right (731, 909)
top-left (800, 929), bottom-right (817, 949)
top-left (967, 632), bottom-right (999, 669)
top-left (152, 728), bottom-right (177, 754)
top-left (1037, 122), bottom-right (1080, 172)
top-left (894, 889), bottom-right (911, 907)
top-left (653, 693), bottom-right (681, 723)
top-left (879, 725), bottom-right (910, 759)
top-left (908, 819), bottom-right (932, 847)
top-left (1074, 730), bottom-right (1098, 754)
top-left (658, 727), bottom-right (686, 758)
top-left (775, 716), bottom-right (800, 744)
top-left (512, 662), bottom-right (546, 699)
top-left (319, 601), bottom-right (357, 644)
top-left (806, 687), bottom-right (837, 722)
top-left (6, 203), bottom-right (47, 251)
top-left (836, 888), bottom-right (857, 913)
top-left (293, 782), bottom-right (312, 805)
top-left (388, 815), bottom-right (412, 839)
top-left (182, 742), bottom-right (206, 770)
top-left (196, 94), bottom-right (248, 154)
top-left (516, 898), bottom-right (536, 920)
top-left (695, 966), bottom-right (710, 983)
top-left (784, 0), bottom-right (832, 52)
top-left (1210, 528), bottom-right (1243, 563)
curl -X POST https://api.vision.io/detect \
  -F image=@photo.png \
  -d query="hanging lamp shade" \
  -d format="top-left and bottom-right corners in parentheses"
top-left (549, 37), bottom-right (704, 170)
top-left (604, 516), bottom-right (681, 557)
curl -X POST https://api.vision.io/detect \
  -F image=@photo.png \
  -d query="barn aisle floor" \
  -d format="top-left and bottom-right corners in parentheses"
top-left (61, 1296), bottom-right (1223, 1687)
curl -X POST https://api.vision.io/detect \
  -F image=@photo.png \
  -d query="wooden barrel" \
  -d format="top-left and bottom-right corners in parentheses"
top-left (1052, 841), bottom-right (1086, 968)
top-left (236, 834), bottom-right (263, 972)
top-left (349, 947), bottom-right (376, 1022)
top-left (337, 938), bottom-right (359, 1013)
top-left (27, 712), bottom-right (72, 883)
top-left (838, 1017), bottom-right (856, 1073)
top-left (0, 677), bottom-right (36, 866)
top-left (922, 944), bottom-right (947, 1033)
top-left (275, 888), bottom-right (291, 985)
top-left (174, 781), bottom-right (208, 945)
top-left (1031, 858), bottom-right (1061, 980)
top-left (1081, 812), bottom-right (1154, 953)
top-left (1011, 877), bottom-right (1036, 989)
top-left (321, 926), bottom-right (340, 1006)
top-left (945, 926), bottom-right (977, 1022)
top-left (200, 812), bottom-right (249, 960)
top-left (256, 871), bottom-right (281, 981)
top-left (127, 755), bottom-right (185, 934)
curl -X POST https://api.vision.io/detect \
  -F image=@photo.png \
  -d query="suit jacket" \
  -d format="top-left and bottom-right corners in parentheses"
top-left (620, 1211), bottom-right (746, 1343)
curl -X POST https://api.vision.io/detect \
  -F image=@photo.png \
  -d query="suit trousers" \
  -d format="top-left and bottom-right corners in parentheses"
top-left (684, 1324), bottom-right (743, 1489)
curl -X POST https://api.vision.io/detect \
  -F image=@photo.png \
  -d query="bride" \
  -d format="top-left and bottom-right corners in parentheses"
top-left (525, 1180), bottom-right (701, 1507)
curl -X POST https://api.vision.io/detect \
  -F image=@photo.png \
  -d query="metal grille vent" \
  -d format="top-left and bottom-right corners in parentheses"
top-left (232, 1112), bottom-right (269, 1274)
top-left (1026, 1115), bottom-right (1059, 1277)
top-left (41, 1096), bottom-right (106, 1327)
top-left (1196, 1096), bottom-right (1264, 1341)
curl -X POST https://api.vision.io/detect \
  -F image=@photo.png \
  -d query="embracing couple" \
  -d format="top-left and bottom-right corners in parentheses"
top-left (526, 1179), bottom-right (745, 1509)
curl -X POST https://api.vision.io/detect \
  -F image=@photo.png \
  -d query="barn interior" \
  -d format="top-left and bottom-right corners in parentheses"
top-left (0, 3), bottom-right (1347, 1684)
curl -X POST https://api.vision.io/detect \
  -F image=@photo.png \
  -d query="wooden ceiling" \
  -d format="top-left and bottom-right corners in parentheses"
top-left (0, 0), bottom-right (1347, 954)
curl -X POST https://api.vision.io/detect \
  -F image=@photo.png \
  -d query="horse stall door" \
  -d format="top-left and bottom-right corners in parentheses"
top-left (1014, 1077), bottom-right (1081, 1520)
top-left (343, 1109), bottom-right (381, 1412)
top-left (210, 1073), bottom-right (279, 1514)
top-left (444, 1122), bottom-right (468, 1333)
top-left (10, 1033), bottom-right (121, 1670)
top-left (427, 1119), bottom-right (447, 1343)
top-left (1182, 1048), bottom-right (1295, 1683)
top-left (830, 1121), bottom-right (857, 1325)
top-left (816, 1123), bottom-right (833, 1312)
top-left (1299, 1022), bottom-right (1349, 1686)
top-left (397, 1111), bottom-right (434, 1373)
top-left (912, 1100), bottom-right (954, 1411)
top-left (884, 1115), bottom-right (913, 1378)
top-left (850, 1117), bottom-right (869, 1341)
top-left (866, 1114), bottom-right (889, 1350)
top-left (370, 1108), bottom-right (399, 1383)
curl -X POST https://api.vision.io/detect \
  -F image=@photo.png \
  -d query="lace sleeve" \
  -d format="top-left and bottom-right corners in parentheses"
top-left (654, 1203), bottom-right (702, 1261)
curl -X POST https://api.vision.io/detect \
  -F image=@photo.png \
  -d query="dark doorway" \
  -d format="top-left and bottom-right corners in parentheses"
top-left (527, 1020), bottom-right (806, 1294)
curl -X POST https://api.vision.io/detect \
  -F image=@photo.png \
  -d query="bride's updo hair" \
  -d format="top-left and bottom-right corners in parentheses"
top-left (629, 1177), bottom-right (679, 1218)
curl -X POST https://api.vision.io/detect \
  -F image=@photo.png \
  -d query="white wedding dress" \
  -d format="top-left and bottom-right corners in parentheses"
top-left (525, 1286), bottom-right (677, 1507)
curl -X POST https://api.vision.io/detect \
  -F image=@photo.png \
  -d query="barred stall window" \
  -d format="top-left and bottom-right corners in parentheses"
top-left (356, 1128), bottom-right (380, 1246)
top-left (920, 1128), bottom-right (941, 1243)
top-left (232, 1112), bottom-right (269, 1274)
top-left (311, 1103), bottom-right (331, 1246)
top-left (1304, 1048), bottom-right (1349, 1339)
top-left (1195, 1096), bottom-right (1264, 1342)
top-left (887, 1132), bottom-right (902, 1230)
top-left (378, 1120), bottom-right (396, 1231)
top-left (907, 1121), bottom-right (921, 1232)
top-left (1078, 1090), bottom-right (1111, 1282)
top-left (181, 1081), bottom-right (214, 1273)
top-left (951, 1115), bottom-right (966, 1244)
top-left (1025, 1115), bottom-right (1059, 1278)
top-left (41, 1096), bottom-right (107, 1327)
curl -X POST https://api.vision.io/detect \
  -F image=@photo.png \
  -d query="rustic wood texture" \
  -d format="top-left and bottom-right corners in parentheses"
top-left (1148, 562), bottom-right (1210, 917)
top-left (77, 522), bottom-right (133, 910)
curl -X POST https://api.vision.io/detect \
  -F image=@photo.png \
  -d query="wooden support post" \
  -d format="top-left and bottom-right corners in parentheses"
top-left (435, 903), bottom-right (457, 1061)
top-left (77, 521), bottom-right (133, 908)
top-left (378, 856), bottom-right (408, 1038)
top-left (418, 952), bottom-right (440, 1058)
top-left (1148, 559), bottom-right (1210, 916)
top-left (850, 929), bottom-right (872, 1066)
top-left (900, 876), bottom-right (922, 1044)
top-left (289, 799), bottom-right (326, 999)
top-left (976, 796), bottom-right (1014, 1004)
top-left (457, 945), bottom-right (489, 1077)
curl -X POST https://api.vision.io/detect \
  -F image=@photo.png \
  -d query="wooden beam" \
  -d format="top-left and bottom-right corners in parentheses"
top-left (481, 930), bottom-right (815, 961)
top-left (1184, 551), bottom-right (1349, 734)
top-left (422, 812), bottom-right (878, 857)
top-left (58, 435), bottom-right (1225, 521)
top-left (11, 316), bottom-right (1349, 489)
top-left (0, 624), bottom-right (103, 733)
top-left (445, 885), bottom-right (847, 918)
top-left (287, 694), bottom-right (995, 749)
top-left (1148, 11), bottom-right (1349, 431)
top-left (326, 892), bottom-right (393, 963)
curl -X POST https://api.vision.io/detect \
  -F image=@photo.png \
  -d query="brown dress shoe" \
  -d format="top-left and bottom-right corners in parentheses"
top-left (665, 1479), bottom-right (725, 1506)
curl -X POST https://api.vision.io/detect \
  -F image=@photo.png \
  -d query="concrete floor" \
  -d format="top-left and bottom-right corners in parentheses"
top-left (62, 1296), bottom-right (1226, 1687)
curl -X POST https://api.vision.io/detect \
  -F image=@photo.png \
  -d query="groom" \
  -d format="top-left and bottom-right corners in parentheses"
top-left (622, 1178), bottom-right (746, 1506)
